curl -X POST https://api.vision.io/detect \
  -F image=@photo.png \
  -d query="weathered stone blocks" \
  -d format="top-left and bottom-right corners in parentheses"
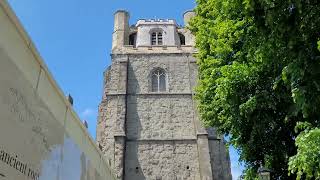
top-left (125, 141), bottom-right (200, 180)
top-left (126, 95), bottom-right (196, 140)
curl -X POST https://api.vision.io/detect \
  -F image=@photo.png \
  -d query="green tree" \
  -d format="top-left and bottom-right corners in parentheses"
top-left (189, 0), bottom-right (320, 179)
top-left (288, 123), bottom-right (320, 180)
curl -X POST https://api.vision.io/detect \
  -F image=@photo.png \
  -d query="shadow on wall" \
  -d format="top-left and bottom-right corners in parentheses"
top-left (124, 62), bottom-right (146, 180)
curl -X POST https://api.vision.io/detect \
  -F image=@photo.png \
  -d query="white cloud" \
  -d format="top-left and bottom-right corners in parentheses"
top-left (81, 108), bottom-right (96, 118)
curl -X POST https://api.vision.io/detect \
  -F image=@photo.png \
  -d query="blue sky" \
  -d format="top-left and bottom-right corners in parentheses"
top-left (7, 0), bottom-right (244, 179)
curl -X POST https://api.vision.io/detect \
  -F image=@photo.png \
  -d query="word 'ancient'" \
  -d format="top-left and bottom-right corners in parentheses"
top-left (0, 148), bottom-right (40, 180)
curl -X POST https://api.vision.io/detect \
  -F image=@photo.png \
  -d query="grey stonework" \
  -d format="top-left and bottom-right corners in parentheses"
top-left (96, 10), bottom-right (232, 180)
top-left (125, 140), bottom-right (200, 180)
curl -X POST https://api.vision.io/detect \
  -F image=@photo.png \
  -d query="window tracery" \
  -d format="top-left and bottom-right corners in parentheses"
top-left (151, 68), bottom-right (166, 92)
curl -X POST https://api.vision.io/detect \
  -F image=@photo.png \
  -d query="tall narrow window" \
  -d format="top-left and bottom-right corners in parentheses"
top-left (152, 68), bottom-right (166, 92)
top-left (151, 32), bottom-right (157, 45)
top-left (157, 32), bottom-right (163, 45)
top-left (179, 33), bottom-right (185, 45)
top-left (151, 31), bottom-right (163, 45)
top-left (129, 33), bottom-right (137, 47)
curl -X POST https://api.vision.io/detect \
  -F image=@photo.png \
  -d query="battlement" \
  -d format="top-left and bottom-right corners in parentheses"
top-left (136, 19), bottom-right (177, 27)
top-left (112, 10), bottom-right (195, 52)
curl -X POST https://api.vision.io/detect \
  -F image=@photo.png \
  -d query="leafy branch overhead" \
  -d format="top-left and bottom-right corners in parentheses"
top-left (189, 0), bottom-right (320, 179)
top-left (289, 125), bottom-right (320, 180)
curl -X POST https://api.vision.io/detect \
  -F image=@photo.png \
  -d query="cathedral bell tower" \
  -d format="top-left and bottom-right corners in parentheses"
top-left (96, 10), bottom-right (232, 180)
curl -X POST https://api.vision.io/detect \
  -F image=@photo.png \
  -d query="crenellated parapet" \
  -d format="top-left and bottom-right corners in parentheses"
top-left (112, 10), bottom-right (196, 53)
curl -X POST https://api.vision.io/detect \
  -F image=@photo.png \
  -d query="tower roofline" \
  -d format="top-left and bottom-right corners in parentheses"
top-left (135, 19), bottom-right (177, 27)
top-left (114, 9), bottom-right (130, 16)
top-left (183, 10), bottom-right (195, 16)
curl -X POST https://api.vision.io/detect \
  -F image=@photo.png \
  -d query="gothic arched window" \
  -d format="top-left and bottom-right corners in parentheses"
top-left (151, 68), bottom-right (166, 92)
top-left (151, 32), bottom-right (163, 45)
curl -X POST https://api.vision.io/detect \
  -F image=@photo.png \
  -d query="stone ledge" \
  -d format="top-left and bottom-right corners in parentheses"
top-left (126, 139), bottom-right (197, 142)
top-left (208, 137), bottom-right (222, 141)
top-left (105, 93), bottom-right (194, 96)
top-left (111, 53), bottom-right (196, 58)
top-left (112, 45), bottom-right (198, 54)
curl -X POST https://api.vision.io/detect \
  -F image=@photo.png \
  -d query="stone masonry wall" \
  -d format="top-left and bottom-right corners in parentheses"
top-left (97, 57), bottom-right (128, 179)
top-left (97, 53), bottom-right (232, 180)
top-left (125, 141), bottom-right (201, 180)
top-left (123, 54), bottom-right (202, 180)
top-left (127, 54), bottom-right (197, 94)
top-left (126, 95), bottom-right (196, 140)
top-left (208, 140), bottom-right (232, 180)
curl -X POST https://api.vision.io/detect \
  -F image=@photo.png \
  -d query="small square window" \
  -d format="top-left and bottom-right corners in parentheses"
top-left (151, 31), bottom-right (163, 46)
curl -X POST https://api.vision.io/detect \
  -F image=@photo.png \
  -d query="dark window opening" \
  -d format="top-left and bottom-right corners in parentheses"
top-left (158, 32), bottom-right (163, 45)
top-left (179, 33), bottom-right (186, 45)
top-left (151, 32), bottom-right (157, 45)
top-left (129, 33), bottom-right (137, 47)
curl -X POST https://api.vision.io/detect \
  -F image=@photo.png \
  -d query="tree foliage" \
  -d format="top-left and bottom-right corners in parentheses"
top-left (288, 123), bottom-right (320, 180)
top-left (189, 0), bottom-right (320, 179)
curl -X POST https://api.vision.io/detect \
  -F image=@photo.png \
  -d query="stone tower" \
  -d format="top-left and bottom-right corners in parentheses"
top-left (96, 10), bottom-right (232, 180)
